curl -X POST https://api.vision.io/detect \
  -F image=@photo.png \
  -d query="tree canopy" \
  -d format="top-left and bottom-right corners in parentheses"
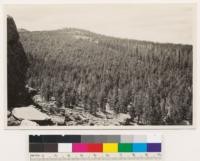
top-left (19, 28), bottom-right (193, 125)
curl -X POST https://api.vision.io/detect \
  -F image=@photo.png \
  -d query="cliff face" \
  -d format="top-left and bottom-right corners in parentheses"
top-left (7, 16), bottom-right (29, 109)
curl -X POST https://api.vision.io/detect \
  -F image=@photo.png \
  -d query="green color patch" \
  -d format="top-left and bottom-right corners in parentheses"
top-left (118, 143), bottom-right (132, 152)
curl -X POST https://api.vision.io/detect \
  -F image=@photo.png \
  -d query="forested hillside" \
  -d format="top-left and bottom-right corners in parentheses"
top-left (19, 28), bottom-right (193, 125)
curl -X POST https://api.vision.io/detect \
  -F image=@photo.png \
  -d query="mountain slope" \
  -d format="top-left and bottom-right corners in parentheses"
top-left (19, 27), bottom-right (193, 125)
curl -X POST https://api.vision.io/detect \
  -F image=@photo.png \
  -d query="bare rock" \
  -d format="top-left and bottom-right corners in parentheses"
top-left (51, 115), bottom-right (65, 125)
top-left (65, 121), bottom-right (76, 126)
top-left (129, 122), bottom-right (138, 126)
top-left (20, 120), bottom-right (39, 126)
top-left (77, 119), bottom-right (89, 125)
top-left (65, 115), bottom-right (75, 122)
top-left (7, 111), bottom-right (11, 117)
top-left (179, 120), bottom-right (190, 125)
top-left (95, 111), bottom-right (106, 119)
top-left (50, 97), bottom-right (56, 101)
top-left (12, 105), bottom-right (50, 121)
top-left (92, 121), bottom-right (103, 126)
top-left (106, 114), bottom-right (114, 119)
top-left (105, 119), bottom-right (120, 126)
top-left (72, 114), bottom-right (89, 124)
top-left (57, 107), bottom-right (66, 116)
top-left (74, 106), bottom-right (84, 111)
top-left (74, 115), bottom-right (82, 121)
top-left (7, 16), bottom-right (19, 42)
top-left (117, 113), bottom-right (131, 124)
top-left (114, 122), bottom-right (120, 126)
top-left (32, 95), bottom-right (44, 105)
top-left (8, 115), bottom-right (21, 126)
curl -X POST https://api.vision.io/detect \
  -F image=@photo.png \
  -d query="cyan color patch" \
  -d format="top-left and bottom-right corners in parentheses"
top-left (132, 143), bottom-right (147, 152)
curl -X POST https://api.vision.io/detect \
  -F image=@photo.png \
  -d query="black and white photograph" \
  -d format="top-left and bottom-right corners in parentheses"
top-left (6, 4), bottom-right (195, 128)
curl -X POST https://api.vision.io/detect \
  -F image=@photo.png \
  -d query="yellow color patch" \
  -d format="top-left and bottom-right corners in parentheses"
top-left (103, 143), bottom-right (118, 152)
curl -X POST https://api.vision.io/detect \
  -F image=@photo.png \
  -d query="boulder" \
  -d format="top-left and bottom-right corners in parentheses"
top-left (92, 121), bottom-right (103, 126)
top-left (103, 119), bottom-right (120, 126)
top-left (179, 120), bottom-right (190, 125)
top-left (129, 122), bottom-right (138, 126)
top-left (7, 111), bottom-right (11, 117)
top-left (50, 97), bottom-right (56, 101)
top-left (32, 95), bottom-right (44, 105)
top-left (106, 114), bottom-right (114, 119)
top-left (65, 115), bottom-right (75, 122)
top-left (7, 115), bottom-right (21, 126)
top-left (77, 119), bottom-right (89, 125)
top-left (117, 113), bottom-right (131, 124)
top-left (12, 105), bottom-right (50, 121)
top-left (20, 120), bottom-right (39, 126)
top-left (72, 114), bottom-right (88, 123)
top-left (66, 121), bottom-right (76, 126)
top-left (64, 108), bottom-right (73, 114)
top-left (51, 115), bottom-right (65, 125)
top-left (74, 106), bottom-right (84, 111)
top-left (95, 111), bottom-right (106, 119)
top-left (105, 110), bottom-right (114, 115)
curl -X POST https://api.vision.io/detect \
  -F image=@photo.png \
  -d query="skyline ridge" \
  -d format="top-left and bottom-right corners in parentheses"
top-left (18, 26), bottom-right (193, 46)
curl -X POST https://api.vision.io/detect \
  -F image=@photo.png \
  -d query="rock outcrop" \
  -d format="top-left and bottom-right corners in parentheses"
top-left (117, 113), bottom-right (132, 125)
top-left (20, 120), bottom-right (39, 126)
top-left (7, 85), bottom-right (134, 126)
top-left (51, 115), bottom-right (65, 125)
top-left (12, 105), bottom-right (51, 121)
top-left (7, 16), bottom-right (29, 109)
top-left (7, 115), bottom-right (21, 126)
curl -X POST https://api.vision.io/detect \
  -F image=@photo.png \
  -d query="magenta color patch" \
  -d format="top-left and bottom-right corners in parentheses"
top-left (72, 143), bottom-right (88, 152)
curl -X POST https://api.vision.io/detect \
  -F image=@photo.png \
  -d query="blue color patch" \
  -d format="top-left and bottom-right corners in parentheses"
top-left (132, 143), bottom-right (147, 152)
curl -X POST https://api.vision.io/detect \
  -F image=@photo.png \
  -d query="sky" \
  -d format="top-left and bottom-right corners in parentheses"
top-left (5, 4), bottom-right (195, 44)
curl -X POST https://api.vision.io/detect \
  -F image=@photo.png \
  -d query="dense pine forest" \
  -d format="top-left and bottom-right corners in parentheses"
top-left (18, 28), bottom-right (193, 125)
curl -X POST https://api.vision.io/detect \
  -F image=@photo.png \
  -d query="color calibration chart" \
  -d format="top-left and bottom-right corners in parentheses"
top-left (29, 135), bottom-right (162, 161)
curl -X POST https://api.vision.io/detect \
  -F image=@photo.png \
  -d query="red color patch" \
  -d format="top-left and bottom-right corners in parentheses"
top-left (87, 144), bottom-right (103, 152)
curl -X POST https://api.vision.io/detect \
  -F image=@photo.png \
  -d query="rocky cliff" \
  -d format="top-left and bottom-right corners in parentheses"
top-left (7, 16), bottom-right (29, 109)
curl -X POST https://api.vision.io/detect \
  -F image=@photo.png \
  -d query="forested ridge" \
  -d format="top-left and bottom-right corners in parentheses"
top-left (19, 28), bottom-right (193, 125)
